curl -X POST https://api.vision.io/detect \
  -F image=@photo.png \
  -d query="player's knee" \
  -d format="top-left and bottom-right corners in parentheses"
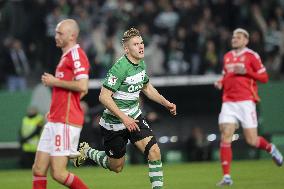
top-left (111, 163), bottom-right (124, 173)
top-left (50, 170), bottom-right (66, 183)
top-left (245, 137), bottom-right (257, 147)
top-left (221, 132), bottom-right (233, 143)
top-left (144, 137), bottom-right (158, 160)
top-left (148, 145), bottom-right (161, 160)
top-left (32, 163), bottom-right (45, 176)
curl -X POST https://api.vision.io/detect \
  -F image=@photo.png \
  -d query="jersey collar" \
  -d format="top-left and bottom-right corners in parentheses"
top-left (124, 54), bottom-right (140, 66)
top-left (232, 47), bottom-right (248, 57)
top-left (62, 44), bottom-right (80, 57)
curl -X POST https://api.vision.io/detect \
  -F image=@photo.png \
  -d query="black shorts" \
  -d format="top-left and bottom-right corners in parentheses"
top-left (100, 115), bottom-right (155, 159)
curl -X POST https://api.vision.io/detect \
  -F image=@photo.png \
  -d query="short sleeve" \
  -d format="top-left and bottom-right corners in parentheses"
top-left (103, 62), bottom-right (125, 92)
top-left (71, 49), bottom-right (90, 80)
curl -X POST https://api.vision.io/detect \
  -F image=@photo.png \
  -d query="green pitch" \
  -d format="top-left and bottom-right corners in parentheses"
top-left (0, 160), bottom-right (283, 189)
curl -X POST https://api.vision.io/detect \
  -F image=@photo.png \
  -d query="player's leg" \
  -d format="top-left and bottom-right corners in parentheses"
top-left (50, 156), bottom-right (88, 189)
top-left (32, 122), bottom-right (51, 189)
top-left (74, 128), bottom-right (128, 173)
top-left (243, 128), bottom-right (283, 166)
top-left (217, 102), bottom-right (238, 186)
top-left (131, 116), bottom-right (163, 189)
top-left (217, 123), bottom-right (236, 186)
top-left (135, 136), bottom-right (163, 189)
top-left (49, 123), bottom-right (89, 189)
top-left (32, 151), bottom-right (49, 189)
top-left (241, 101), bottom-right (283, 166)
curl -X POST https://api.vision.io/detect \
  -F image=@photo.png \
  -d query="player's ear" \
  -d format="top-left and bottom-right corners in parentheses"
top-left (124, 45), bottom-right (129, 53)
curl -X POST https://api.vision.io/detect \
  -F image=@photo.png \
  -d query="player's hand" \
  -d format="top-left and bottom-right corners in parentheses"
top-left (41, 72), bottom-right (58, 87)
top-left (45, 112), bottom-right (49, 120)
top-left (165, 101), bottom-right (177, 116)
top-left (121, 115), bottom-right (140, 132)
top-left (233, 64), bottom-right (246, 75)
top-left (214, 80), bottom-right (223, 90)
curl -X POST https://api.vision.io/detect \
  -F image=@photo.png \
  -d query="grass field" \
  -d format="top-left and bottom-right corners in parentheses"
top-left (0, 159), bottom-right (283, 189)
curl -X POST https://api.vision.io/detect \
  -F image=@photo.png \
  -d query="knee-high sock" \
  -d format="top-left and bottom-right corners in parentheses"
top-left (220, 142), bottom-right (232, 176)
top-left (64, 173), bottom-right (89, 189)
top-left (256, 136), bottom-right (272, 152)
top-left (33, 175), bottom-right (47, 189)
top-left (148, 160), bottom-right (163, 189)
top-left (87, 148), bottom-right (110, 169)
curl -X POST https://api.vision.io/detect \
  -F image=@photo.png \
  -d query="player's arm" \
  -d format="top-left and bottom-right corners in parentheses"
top-left (41, 72), bottom-right (89, 93)
top-left (214, 71), bottom-right (225, 90)
top-left (246, 68), bottom-right (268, 83)
top-left (234, 53), bottom-right (269, 83)
top-left (142, 83), bottom-right (176, 115)
top-left (99, 86), bottom-right (139, 132)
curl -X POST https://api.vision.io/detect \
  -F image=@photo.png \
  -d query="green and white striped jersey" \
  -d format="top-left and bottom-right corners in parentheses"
top-left (99, 55), bottom-right (149, 131)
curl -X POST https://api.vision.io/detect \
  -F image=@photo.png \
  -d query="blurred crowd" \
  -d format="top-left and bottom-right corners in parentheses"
top-left (1, 0), bottom-right (284, 91)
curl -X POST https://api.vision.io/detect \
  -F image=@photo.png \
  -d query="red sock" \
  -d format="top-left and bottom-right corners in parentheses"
top-left (64, 173), bottom-right (89, 189)
top-left (256, 136), bottom-right (272, 152)
top-left (33, 175), bottom-right (47, 189)
top-left (220, 142), bottom-right (232, 176)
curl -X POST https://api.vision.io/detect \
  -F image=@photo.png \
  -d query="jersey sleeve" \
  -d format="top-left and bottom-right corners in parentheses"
top-left (71, 49), bottom-right (90, 80)
top-left (103, 62), bottom-right (126, 92)
top-left (249, 52), bottom-right (266, 74)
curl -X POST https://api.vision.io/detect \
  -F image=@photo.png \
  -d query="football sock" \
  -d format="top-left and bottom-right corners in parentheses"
top-left (256, 136), bottom-right (272, 152)
top-left (220, 142), bottom-right (232, 176)
top-left (148, 160), bottom-right (163, 189)
top-left (32, 175), bottom-right (47, 189)
top-left (64, 173), bottom-right (89, 189)
top-left (87, 149), bottom-right (110, 169)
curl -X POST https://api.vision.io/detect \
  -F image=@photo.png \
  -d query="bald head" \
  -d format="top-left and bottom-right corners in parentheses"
top-left (58, 19), bottom-right (80, 38)
top-left (55, 19), bottom-right (80, 50)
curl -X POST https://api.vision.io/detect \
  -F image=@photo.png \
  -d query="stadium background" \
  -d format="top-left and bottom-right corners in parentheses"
top-left (0, 0), bottom-right (284, 172)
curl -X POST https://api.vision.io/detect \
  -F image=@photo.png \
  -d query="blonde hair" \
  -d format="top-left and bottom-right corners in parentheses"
top-left (233, 28), bottom-right (249, 39)
top-left (122, 28), bottom-right (141, 44)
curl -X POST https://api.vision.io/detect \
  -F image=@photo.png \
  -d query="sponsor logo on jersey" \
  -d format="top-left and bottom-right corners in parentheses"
top-left (225, 63), bottom-right (244, 73)
top-left (128, 83), bottom-right (143, 92)
top-left (108, 74), bottom-right (118, 86)
top-left (74, 67), bottom-right (85, 74)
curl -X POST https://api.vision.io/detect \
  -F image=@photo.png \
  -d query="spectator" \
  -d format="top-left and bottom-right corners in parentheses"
top-left (2, 38), bottom-right (31, 91)
top-left (19, 106), bottom-right (44, 168)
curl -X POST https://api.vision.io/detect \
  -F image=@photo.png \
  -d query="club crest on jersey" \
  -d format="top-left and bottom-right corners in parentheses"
top-left (108, 74), bottom-right (118, 86)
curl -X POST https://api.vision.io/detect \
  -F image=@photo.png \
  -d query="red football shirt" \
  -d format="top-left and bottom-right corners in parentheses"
top-left (221, 48), bottom-right (267, 103)
top-left (48, 44), bottom-right (90, 126)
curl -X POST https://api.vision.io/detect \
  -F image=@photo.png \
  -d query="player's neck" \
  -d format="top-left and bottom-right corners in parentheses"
top-left (125, 54), bottom-right (140, 64)
top-left (233, 46), bottom-right (246, 53)
top-left (62, 42), bottom-right (77, 54)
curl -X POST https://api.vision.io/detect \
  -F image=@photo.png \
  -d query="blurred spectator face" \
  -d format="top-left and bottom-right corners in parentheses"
top-left (231, 33), bottom-right (248, 49)
top-left (125, 36), bottom-right (145, 61)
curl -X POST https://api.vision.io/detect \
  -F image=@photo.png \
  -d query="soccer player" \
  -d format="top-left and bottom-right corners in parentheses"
top-left (73, 28), bottom-right (177, 189)
top-left (215, 28), bottom-right (283, 186)
top-left (32, 19), bottom-right (90, 189)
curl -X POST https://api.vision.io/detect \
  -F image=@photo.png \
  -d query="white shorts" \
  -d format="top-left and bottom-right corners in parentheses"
top-left (37, 122), bottom-right (82, 156)
top-left (218, 100), bottom-right (258, 128)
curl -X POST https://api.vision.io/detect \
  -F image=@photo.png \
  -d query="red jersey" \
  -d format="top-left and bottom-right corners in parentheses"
top-left (48, 44), bottom-right (90, 126)
top-left (221, 47), bottom-right (267, 103)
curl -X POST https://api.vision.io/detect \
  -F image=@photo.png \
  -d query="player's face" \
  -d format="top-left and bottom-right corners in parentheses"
top-left (55, 23), bottom-right (71, 48)
top-left (125, 36), bottom-right (144, 62)
top-left (231, 33), bottom-right (248, 49)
